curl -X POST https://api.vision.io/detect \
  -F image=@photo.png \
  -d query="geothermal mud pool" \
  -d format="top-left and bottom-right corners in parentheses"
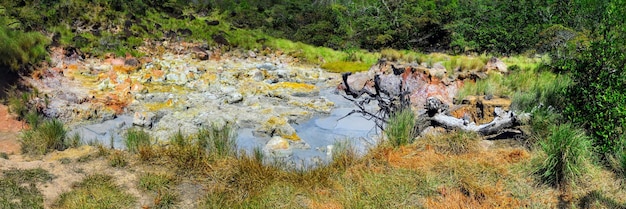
top-left (28, 45), bottom-right (379, 167)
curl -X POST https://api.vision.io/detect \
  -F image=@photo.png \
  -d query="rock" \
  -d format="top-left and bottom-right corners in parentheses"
top-left (191, 47), bottom-right (209, 60)
top-left (257, 117), bottom-right (301, 141)
top-left (265, 136), bottom-right (290, 150)
top-left (484, 57), bottom-right (508, 73)
top-left (226, 92), bottom-right (243, 104)
top-left (133, 111), bottom-right (156, 127)
top-left (257, 62), bottom-right (277, 71)
top-left (247, 50), bottom-right (257, 58)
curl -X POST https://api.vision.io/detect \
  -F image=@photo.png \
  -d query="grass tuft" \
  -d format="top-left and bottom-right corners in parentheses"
top-left (385, 108), bottom-right (417, 147)
top-left (20, 119), bottom-right (67, 156)
top-left (197, 124), bottom-right (236, 159)
top-left (55, 174), bottom-right (135, 209)
top-left (124, 128), bottom-right (152, 154)
top-left (536, 124), bottom-right (592, 189)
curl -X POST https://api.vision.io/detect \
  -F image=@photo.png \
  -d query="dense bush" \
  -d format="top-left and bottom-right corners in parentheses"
top-left (0, 18), bottom-right (47, 72)
top-left (559, 1), bottom-right (626, 155)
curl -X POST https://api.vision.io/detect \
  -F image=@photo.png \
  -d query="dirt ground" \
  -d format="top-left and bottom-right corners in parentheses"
top-left (0, 104), bottom-right (25, 154)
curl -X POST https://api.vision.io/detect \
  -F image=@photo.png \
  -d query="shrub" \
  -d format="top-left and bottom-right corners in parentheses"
top-left (0, 17), bottom-right (48, 72)
top-left (124, 128), bottom-right (152, 154)
top-left (385, 108), bottom-right (417, 147)
top-left (20, 119), bottom-right (67, 155)
top-left (536, 124), bottom-right (592, 189)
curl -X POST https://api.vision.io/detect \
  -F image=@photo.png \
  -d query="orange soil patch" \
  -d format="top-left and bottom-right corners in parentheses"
top-left (373, 145), bottom-right (531, 208)
top-left (0, 104), bottom-right (25, 154)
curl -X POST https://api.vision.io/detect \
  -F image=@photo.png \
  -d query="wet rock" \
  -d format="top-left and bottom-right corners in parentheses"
top-left (450, 95), bottom-right (512, 124)
top-left (264, 136), bottom-right (292, 157)
top-left (211, 33), bottom-right (229, 46)
top-left (257, 117), bottom-right (300, 141)
top-left (257, 62), bottom-right (277, 71)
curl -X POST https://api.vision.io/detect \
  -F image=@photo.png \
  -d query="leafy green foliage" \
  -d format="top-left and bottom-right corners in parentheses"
top-left (537, 124), bottom-right (592, 189)
top-left (0, 17), bottom-right (48, 71)
top-left (559, 1), bottom-right (626, 155)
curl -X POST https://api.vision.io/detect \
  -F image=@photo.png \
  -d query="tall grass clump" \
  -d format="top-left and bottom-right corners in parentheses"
top-left (197, 124), bottom-right (236, 159)
top-left (536, 124), bottom-right (592, 189)
top-left (20, 119), bottom-right (67, 156)
top-left (124, 128), bottom-right (152, 154)
top-left (385, 108), bottom-right (417, 147)
top-left (166, 130), bottom-right (209, 171)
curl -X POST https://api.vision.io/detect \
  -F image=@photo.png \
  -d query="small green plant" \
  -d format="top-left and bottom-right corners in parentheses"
top-left (385, 108), bottom-right (417, 147)
top-left (139, 173), bottom-right (173, 192)
top-left (197, 123), bottom-right (236, 159)
top-left (55, 174), bottom-right (135, 209)
top-left (65, 132), bottom-right (82, 149)
top-left (20, 119), bottom-right (67, 155)
top-left (167, 130), bottom-right (208, 171)
top-left (0, 152), bottom-right (8, 159)
top-left (124, 128), bottom-right (151, 154)
top-left (536, 124), bottom-right (592, 189)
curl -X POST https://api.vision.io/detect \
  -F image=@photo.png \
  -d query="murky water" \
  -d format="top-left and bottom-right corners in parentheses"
top-left (69, 88), bottom-right (379, 166)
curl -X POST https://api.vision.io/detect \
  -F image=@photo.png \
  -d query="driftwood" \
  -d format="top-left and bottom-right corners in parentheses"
top-left (339, 63), bottom-right (526, 138)
top-left (424, 97), bottom-right (525, 138)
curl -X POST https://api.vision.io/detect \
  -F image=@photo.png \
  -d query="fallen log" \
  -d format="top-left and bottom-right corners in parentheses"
top-left (425, 97), bottom-right (527, 137)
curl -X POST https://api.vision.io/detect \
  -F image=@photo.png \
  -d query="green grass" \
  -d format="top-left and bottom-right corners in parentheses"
top-left (320, 61), bottom-right (372, 73)
top-left (138, 173), bottom-right (178, 209)
top-left (124, 128), bottom-right (152, 154)
top-left (0, 168), bottom-right (53, 209)
top-left (197, 124), bottom-right (236, 159)
top-left (20, 119), bottom-right (68, 156)
top-left (385, 108), bottom-right (417, 147)
top-left (55, 174), bottom-right (135, 209)
top-left (536, 124), bottom-right (592, 189)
